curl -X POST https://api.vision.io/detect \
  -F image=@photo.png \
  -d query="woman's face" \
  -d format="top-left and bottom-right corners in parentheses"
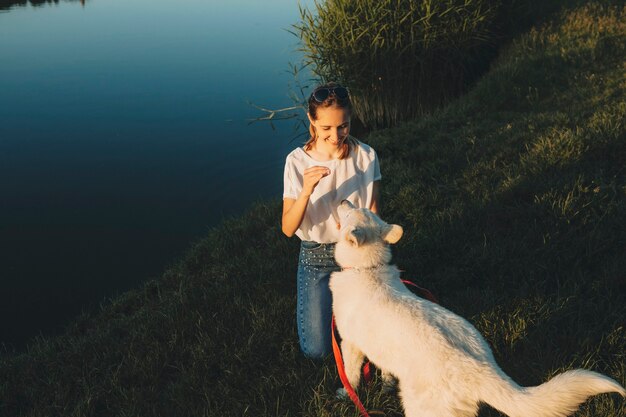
top-left (309, 106), bottom-right (351, 147)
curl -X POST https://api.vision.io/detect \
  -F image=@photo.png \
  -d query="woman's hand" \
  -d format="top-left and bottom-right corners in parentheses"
top-left (302, 166), bottom-right (330, 197)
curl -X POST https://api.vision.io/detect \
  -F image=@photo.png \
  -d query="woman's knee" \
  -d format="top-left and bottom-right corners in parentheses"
top-left (301, 336), bottom-right (332, 360)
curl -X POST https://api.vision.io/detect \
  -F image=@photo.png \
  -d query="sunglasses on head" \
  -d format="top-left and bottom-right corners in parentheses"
top-left (310, 86), bottom-right (350, 102)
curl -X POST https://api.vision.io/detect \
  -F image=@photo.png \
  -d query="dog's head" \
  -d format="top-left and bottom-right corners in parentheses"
top-left (334, 200), bottom-right (403, 268)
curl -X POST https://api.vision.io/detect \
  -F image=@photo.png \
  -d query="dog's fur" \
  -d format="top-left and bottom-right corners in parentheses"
top-left (329, 200), bottom-right (625, 417)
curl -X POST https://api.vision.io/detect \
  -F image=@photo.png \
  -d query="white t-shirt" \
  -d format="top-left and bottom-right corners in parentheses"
top-left (283, 139), bottom-right (381, 243)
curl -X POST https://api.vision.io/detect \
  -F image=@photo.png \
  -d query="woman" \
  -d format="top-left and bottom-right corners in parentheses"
top-left (282, 82), bottom-right (381, 359)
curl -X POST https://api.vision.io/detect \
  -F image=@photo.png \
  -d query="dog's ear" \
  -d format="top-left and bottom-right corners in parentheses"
top-left (346, 227), bottom-right (366, 247)
top-left (382, 224), bottom-right (403, 244)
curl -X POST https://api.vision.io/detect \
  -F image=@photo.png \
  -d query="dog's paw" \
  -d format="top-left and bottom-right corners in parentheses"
top-left (335, 387), bottom-right (348, 400)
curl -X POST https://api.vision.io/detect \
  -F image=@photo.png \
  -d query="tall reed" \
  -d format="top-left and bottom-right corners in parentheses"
top-left (293, 0), bottom-right (498, 128)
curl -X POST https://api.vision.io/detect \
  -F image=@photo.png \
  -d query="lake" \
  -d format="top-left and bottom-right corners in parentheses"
top-left (0, 0), bottom-right (312, 350)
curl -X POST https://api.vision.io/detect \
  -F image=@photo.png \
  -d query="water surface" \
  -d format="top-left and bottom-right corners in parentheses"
top-left (0, 0), bottom-right (311, 350)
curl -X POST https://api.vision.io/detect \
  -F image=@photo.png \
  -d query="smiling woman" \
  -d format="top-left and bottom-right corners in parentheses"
top-left (281, 82), bottom-right (381, 360)
top-left (0, 0), bottom-right (312, 350)
top-left (305, 84), bottom-right (353, 159)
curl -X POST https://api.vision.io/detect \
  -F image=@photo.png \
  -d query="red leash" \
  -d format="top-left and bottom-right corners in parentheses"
top-left (331, 278), bottom-right (438, 417)
top-left (331, 315), bottom-right (371, 417)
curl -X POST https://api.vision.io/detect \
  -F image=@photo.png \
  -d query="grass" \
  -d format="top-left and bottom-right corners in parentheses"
top-left (1, 2), bottom-right (625, 416)
top-left (293, 0), bottom-right (499, 128)
top-left (291, 0), bottom-right (612, 129)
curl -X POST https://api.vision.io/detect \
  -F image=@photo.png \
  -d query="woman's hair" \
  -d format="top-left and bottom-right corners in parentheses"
top-left (304, 82), bottom-right (356, 160)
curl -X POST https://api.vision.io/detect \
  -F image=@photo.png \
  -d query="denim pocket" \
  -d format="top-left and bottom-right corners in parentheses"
top-left (301, 240), bottom-right (323, 251)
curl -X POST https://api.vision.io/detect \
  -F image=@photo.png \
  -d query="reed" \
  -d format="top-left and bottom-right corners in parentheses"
top-left (293, 0), bottom-right (498, 128)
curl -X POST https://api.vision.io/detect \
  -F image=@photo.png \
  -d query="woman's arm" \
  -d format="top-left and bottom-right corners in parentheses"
top-left (370, 180), bottom-right (380, 214)
top-left (282, 195), bottom-right (309, 237)
top-left (282, 166), bottom-right (330, 237)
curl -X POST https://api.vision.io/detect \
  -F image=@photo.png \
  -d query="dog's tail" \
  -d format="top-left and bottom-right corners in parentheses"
top-left (480, 368), bottom-right (626, 417)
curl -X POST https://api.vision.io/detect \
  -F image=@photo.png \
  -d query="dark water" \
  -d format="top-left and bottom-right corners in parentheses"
top-left (0, 0), bottom-right (311, 350)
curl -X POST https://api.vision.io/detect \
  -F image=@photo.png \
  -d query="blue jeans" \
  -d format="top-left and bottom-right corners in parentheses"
top-left (297, 241), bottom-right (340, 359)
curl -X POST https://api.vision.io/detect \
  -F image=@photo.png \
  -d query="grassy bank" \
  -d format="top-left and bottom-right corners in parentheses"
top-left (1, 2), bottom-right (625, 416)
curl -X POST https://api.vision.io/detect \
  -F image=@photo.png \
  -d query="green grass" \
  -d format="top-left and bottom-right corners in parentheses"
top-left (293, 0), bottom-right (500, 128)
top-left (292, 0), bottom-right (613, 129)
top-left (1, 2), bottom-right (625, 416)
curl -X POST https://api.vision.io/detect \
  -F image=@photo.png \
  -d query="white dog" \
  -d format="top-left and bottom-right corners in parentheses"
top-left (329, 200), bottom-right (625, 417)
